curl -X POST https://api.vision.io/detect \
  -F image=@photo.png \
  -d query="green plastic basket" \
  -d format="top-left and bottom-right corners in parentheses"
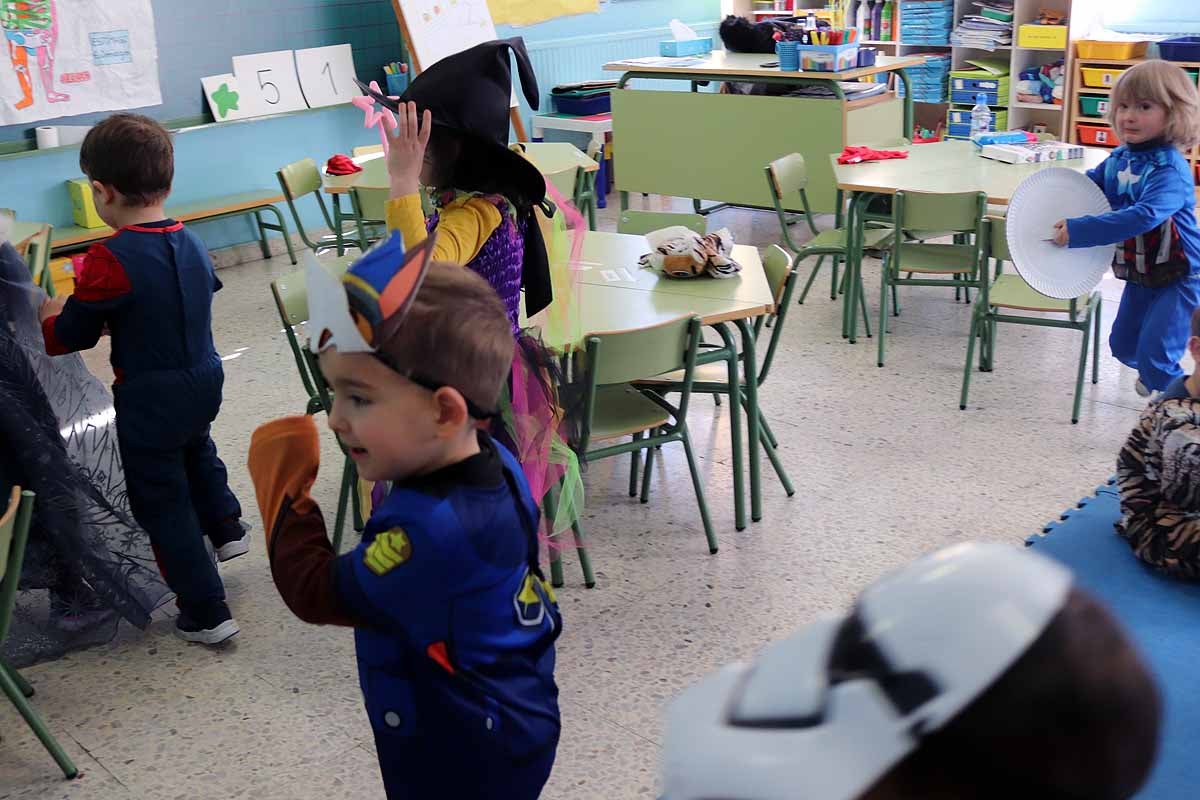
top-left (1078, 95), bottom-right (1110, 118)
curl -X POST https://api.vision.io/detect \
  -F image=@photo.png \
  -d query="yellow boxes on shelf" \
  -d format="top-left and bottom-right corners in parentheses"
top-left (48, 256), bottom-right (76, 296)
top-left (1018, 24), bottom-right (1067, 49)
top-left (1081, 66), bottom-right (1127, 88)
top-left (66, 177), bottom-right (106, 229)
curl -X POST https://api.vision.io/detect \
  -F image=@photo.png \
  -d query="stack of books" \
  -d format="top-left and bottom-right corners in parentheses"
top-left (980, 141), bottom-right (1085, 164)
top-left (899, 0), bottom-right (954, 45)
top-left (951, 2), bottom-right (1014, 50)
top-left (898, 53), bottom-right (952, 103)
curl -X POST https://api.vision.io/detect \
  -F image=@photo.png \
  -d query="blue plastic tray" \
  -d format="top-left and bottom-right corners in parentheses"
top-left (1159, 36), bottom-right (1200, 62)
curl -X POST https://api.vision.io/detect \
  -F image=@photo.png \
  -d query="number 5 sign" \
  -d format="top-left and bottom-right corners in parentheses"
top-left (232, 51), bottom-right (308, 117)
top-left (295, 44), bottom-right (359, 108)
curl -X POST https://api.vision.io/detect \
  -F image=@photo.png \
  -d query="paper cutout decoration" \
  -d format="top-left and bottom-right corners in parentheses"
top-left (351, 79), bottom-right (400, 155)
top-left (201, 74), bottom-right (248, 121)
top-left (295, 44), bottom-right (359, 108)
top-left (306, 230), bottom-right (438, 355)
top-left (232, 50), bottom-right (308, 117)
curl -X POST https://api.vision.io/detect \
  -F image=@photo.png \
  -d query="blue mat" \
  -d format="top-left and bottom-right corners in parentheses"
top-left (1028, 484), bottom-right (1200, 799)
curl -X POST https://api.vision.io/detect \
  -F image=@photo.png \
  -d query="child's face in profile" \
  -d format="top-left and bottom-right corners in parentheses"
top-left (321, 348), bottom-right (445, 482)
top-left (1115, 98), bottom-right (1167, 144)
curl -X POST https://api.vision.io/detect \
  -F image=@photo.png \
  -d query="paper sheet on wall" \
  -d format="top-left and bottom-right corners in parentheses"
top-left (0, 0), bottom-right (162, 126)
top-left (487, 0), bottom-right (598, 26)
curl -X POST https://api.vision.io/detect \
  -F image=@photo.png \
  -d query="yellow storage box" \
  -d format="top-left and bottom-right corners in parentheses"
top-left (1081, 66), bottom-right (1127, 88)
top-left (48, 256), bottom-right (76, 296)
top-left (1018, 24), bottom-right (1067, 49)
top-left (1076, 40), bottom-right (1148, 59)
top-left (66, 177), bottom-right (107, 229)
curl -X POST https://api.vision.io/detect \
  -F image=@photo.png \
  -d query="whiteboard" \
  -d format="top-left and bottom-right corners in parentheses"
top-left (391, 0), bottom-right (518, 108)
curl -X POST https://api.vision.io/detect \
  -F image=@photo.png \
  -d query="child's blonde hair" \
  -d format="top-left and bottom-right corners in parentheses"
top-left (1109, 60), bottom-right (1200, 149)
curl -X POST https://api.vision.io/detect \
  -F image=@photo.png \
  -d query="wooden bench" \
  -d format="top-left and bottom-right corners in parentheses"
top-left (27, 190), bottom-right (296, 265)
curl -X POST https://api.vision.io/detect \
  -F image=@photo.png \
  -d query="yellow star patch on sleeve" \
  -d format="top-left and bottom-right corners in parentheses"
top-left (363, 528), bottom-right (413, 576)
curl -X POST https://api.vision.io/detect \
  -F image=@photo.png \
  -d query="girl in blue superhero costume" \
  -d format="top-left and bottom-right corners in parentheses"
top-left (1053, 60), bottom-right (1200, 395)
top-left (247, 237), bottom-right (561, 800)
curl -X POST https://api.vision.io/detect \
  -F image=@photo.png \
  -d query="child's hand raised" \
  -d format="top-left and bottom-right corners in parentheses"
top-left (39, 294), bottom-right (67, 323)
top-left (386, 101), bottom-right (432, 199)
top-left (1052, 220), bottom-right (1070, 247)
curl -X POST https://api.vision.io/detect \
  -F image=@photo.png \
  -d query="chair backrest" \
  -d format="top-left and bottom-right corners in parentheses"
top-left (766, 153), bottom-right (809, 198)
top-left (278, 158), bottom-right (323, 200)
top-left (894, 190), bottom-right (987, 233)
top-left (756, 245), bottom-right (797, 385)
top-left (271, 262), bottom-right (350, 414)
top-left (546, 168), bottom-right (580, 207)
top-left (987, 215), bottom-right (1011, 262)
top-left (617, 210), bottom-right (705, 236)
top-left (351, 186), bottom-right (389, 223)
top-left (352, 144), bottom-right (383, 158)
top-left (0, 487), bottom-right (34, 646)
top-left (23, 224), bottom-right (51, 288)
top-left (586, 315), bottom-right (699, 386)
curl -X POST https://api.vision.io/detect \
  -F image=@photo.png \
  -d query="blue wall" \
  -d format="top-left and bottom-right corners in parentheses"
top-left (0, 0), bottom-right (722, 252)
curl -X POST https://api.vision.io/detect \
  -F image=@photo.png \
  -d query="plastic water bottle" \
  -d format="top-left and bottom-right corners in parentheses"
top-left (971, 93), bottom-right (993, 141)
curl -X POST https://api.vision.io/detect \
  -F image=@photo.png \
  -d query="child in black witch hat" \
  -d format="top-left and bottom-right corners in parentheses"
top-left (383, 37), bottom-right (552, 332)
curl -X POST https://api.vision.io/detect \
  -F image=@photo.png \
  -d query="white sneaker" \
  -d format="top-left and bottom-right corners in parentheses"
top-left (174, 613), bottom-right (240, 645)
top-left (214, 536), bottom-right (250, 562)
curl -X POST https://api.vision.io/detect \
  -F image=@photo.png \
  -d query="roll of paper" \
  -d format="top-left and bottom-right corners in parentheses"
top-left (35, 126), bottom-right (59, 149)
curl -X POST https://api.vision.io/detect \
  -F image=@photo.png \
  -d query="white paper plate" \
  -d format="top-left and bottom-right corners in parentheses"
top-left (1006, 168), bottom-right (1113, 300)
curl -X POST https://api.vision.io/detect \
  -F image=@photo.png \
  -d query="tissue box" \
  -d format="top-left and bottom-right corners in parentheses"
top-left (659, 37), bottom-right (713, 57)
top-left (66, 178), bottom-right (106, 229)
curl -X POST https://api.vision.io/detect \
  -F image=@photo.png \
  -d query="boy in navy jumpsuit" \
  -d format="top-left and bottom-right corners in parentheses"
top-left (39, 114), bottom-right (245, 644)
top-left (247, 236), bottom-right (561, 799)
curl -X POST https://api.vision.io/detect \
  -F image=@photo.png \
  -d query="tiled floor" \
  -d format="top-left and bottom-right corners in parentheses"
top-left (1, 198), bottom-right (1162, 799)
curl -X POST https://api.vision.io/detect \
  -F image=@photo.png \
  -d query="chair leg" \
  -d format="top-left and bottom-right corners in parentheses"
top-left (759, 419), bottom-right (795, 496)
top-left (797, 256), bottom-right (825, 305)
top-left (878, 270), bottom-right (889, 367)
top-left (713, 393), bottom-right (722, 407)
top-left (1072, 306), bottom-right (1094, 425)
top-left (628, 432), bottom-right (643, 497)
top-left (0, 663), bottom-right (78, 779)
top-left (640, 430), bottom-right (656, 504)
top-left (960, 309), bottom-right (981, 410)
top-left (759, 407), bottom-right (780, 450)
top-left (1092, 299), bottom-right (1102, 384)
top-left (680, 426), bottom-right (718, 554)
top-left (891, 282), bottom-right (900, 317)
top-left (332, 454), bottom-right (353, 553)
top-left (350, 464), bottom-right (365, 533)
top-left (254, 211), bottom-right (272, 260)
top-left (831, 255), bottom-right (841, 300)
top-left (263, 205), bottom-right (297, 265)
top-left (571, 518), bottom-right (596, 589)
top-left (2, 659), bottom-right (33, 697)
top-left (858, 271), bottom-right (872, 339)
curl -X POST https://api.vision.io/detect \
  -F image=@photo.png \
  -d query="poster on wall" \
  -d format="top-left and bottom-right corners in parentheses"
top-left (487, 0), bottom-right (599, 26)
top-left (0, 0), bottom-right (162, 126)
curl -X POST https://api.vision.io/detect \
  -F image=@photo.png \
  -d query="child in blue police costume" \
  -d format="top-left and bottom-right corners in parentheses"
top-left (246, 234), bottom-right (562, 799)
top-left (1054, 60), bottom-right (1200, 396)
top-left (38, 114), bottom-right (246, 645)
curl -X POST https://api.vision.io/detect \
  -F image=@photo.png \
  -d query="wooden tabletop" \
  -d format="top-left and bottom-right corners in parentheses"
top-left (603, 51), bottom-right (927, 82)
top-left (831, 139), bottom-right (1110, 204)
top-left (324, 143), bottom-right (598, 195)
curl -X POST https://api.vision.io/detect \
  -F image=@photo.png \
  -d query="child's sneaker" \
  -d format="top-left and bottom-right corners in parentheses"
top-left (209, 518), bottom-right (250, 563)
top-left (1135, 379), bottom-right (1152, 398)
top-left (175, 603), bottom-right (239, 645)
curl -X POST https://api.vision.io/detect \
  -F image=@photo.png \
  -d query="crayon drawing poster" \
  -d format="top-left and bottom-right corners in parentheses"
top-left (0, 0), bottom-right (161, 125)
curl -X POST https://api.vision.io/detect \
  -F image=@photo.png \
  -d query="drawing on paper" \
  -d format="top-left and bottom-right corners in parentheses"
top-left (2, 0), bottom-right (70, 110)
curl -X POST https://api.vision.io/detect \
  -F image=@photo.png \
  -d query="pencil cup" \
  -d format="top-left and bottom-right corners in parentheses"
top-left (385, 72), bottom-right (409, 96)
top-left (776, 41), bottom-right (800, 72)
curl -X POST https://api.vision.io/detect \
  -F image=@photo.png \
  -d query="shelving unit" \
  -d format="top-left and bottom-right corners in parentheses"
top-left (1067, 54), bottom-right (1200, 204)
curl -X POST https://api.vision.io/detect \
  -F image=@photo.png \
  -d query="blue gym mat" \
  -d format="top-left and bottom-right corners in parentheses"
top-left (1028, 483), bottom-right (1200, 799)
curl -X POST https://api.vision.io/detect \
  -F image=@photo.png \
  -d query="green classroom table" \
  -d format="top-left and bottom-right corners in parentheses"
top-left (604, 52), bottom-right (926, 216)
top-left (830, 139), bottom-right (1110, 342)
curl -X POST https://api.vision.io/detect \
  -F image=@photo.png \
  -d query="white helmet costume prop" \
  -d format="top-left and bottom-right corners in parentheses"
top-left (662, 542), bottom-right (1073, 800)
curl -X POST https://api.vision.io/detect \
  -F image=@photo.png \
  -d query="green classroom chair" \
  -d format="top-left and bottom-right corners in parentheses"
top-left (22, 224), bottom-right (55, 297)
top-left (876, 190), bottom-right (988, 368)
top-left (766, 153), bottom-right (890, 336)
top-left (960, 216), bottom-right (1101, 424)
top-left (637, 245), bottom-right (799, 529)
top-left (270, 267), bottom-right (364, 551)
top-left (0, 487), bottom-right (78, 780)
top-left (348, 186), bottom-right (389, 253)
top-left (276, 158), bottom-right (362, 256)
top-left (616, 210), bottom-right (706, 236)
top-left (550, 315), bottom-right (715, 584)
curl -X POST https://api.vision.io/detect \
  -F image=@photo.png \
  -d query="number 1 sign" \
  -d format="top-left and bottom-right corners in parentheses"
top-left (232, 51), bottom-right (308, 117)
top-left (295, 44), bottom-right (359, 108)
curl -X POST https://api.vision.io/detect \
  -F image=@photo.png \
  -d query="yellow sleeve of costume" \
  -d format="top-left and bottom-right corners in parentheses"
top-left (385, 194), bottom-right (502, 267)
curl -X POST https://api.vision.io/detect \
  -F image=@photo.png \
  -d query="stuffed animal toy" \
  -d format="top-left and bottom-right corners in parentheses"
top-left (640, 226), bottom-right (741, 279)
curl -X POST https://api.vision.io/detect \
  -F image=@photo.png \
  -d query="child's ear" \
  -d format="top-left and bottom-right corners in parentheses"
top-left (432, 386), bottom-right (470, 433)
top-left (90, 180), bottom-right (117, 206)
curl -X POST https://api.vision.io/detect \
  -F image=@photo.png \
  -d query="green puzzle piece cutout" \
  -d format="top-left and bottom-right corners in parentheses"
top-left (212, 83), bottom-right (239, 118)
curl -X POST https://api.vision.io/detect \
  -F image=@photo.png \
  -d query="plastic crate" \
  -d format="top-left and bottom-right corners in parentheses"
top-left (1159, 36), bottom-right (1200, 62)
top-left (1081, 67), bottom-right (1126, 88)
top-left (659, 37), bottom-right (713, 57)
top-left (948, 108), bottom-right (1008, 129)
top-left (1078, 95), bottom-right (1110, 118)
top-left (1076, 40), bottom-right (1147, 59)
top-left (552, 93), bottom-right (611, 115)
top-left (952, 75), bottom-right (1005, 92)
top-left (1077, 123), bottom-right (1116, 147)
top-left (952, 89), bottom-right (1003, 105)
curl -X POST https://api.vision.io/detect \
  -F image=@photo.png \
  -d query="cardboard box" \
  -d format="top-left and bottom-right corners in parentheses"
top-left (1018, 24), bottom-right (1067, 49)
top-left (49, 256), bottom-right (76, 296)
top-left (66, 177), bottom-right (106, 229)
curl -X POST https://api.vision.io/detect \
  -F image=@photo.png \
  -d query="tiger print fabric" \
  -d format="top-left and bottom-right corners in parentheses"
top-left (1117, 397), bottom-right (1200, 578)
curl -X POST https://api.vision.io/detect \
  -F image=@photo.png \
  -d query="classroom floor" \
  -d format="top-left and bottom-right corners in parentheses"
top-left (0, 199), bottom-right (1162, 800)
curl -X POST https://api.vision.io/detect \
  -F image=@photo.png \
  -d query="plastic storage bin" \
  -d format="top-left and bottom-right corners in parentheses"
top-left (660, 37), bottom-right (714, 57)
top-left (1018, 24), bottom-right (1067, 49)
top-left (1078, 95), bottom-right (1110, 117)
top-left (1159, 36), bottom-right (1200, 62)
top-left (1077, 123), bottom-right (1116, 146)
top-left (552, 93), bottom-right (611, 115)
top-left (1076, 40), bottom-right (1148, 59)
top-left (1081, 67), bottom-right (1126, 88)
top-left (796, 42), bottom-right (859, 72)
top-left (948, 108), bottom-right (1008, 129)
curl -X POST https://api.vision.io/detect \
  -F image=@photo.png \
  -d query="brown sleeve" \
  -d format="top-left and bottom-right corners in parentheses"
top-left (247, 416), bottom-right (360, 627)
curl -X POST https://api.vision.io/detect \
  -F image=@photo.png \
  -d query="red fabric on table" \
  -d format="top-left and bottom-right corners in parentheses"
top-left (325, 154), bottom-right (363, 176)
top-left (837, 146), bottom-right (910, 165)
